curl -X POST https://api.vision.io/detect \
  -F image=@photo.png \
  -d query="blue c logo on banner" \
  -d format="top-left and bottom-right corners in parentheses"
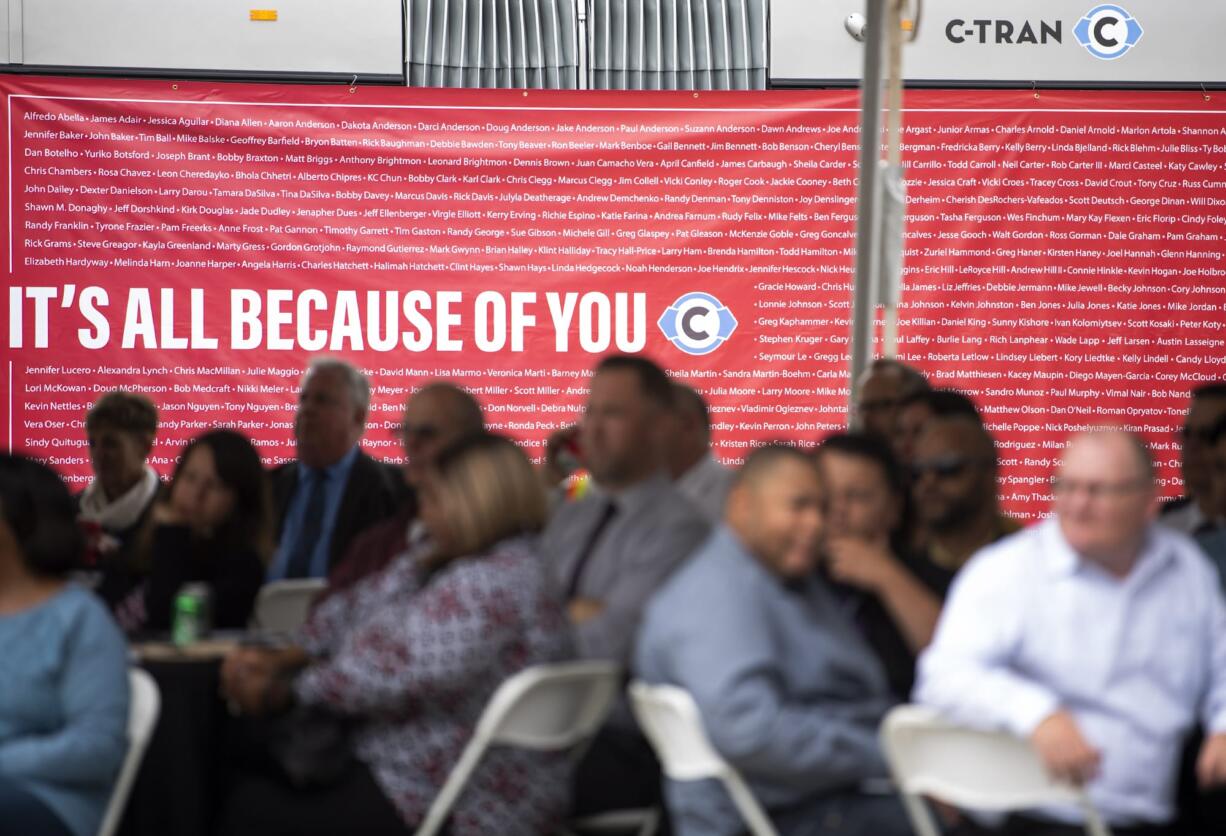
top-left (1074, 5), bottom-right (1143, 60)
top-left (657, 292), bottom-right (737, 355)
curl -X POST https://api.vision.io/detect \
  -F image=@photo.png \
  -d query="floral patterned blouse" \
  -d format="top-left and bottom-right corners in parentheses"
top-left (294, 535), bottom-right (575, 835)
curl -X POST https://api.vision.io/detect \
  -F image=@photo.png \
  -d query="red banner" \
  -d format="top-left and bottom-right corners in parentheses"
top-left (3, 76), bottom-right (1225, 517)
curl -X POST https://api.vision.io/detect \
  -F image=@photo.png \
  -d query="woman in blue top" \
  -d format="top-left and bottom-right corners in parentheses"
top-left (0, 455), bottom-right (131, 836)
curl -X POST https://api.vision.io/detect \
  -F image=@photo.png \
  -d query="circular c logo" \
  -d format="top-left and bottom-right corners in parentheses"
top-left (657, 292), bottom-right (738, 356)
top-left (1074, 5), bottom-right (1144, 60)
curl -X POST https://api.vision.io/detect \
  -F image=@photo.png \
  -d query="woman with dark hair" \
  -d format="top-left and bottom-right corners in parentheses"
top-left (78, 390), bottom-right (162, 614)
top-left (138, 429), bottom-right (270, 633)
top-left (0, 455), bottom-right (130, 836)
top-left (217, 433), bottom-right (575, 836)
top-left (815, 432), bottom-right (948, 701)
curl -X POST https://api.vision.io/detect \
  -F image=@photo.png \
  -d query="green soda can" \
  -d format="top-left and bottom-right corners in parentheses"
top-left (172, 583), bottom-right (212, 646)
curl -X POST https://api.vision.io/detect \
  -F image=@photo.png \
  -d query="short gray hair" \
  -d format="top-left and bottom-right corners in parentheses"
top-left (303, 357), bottom-right (370, 415)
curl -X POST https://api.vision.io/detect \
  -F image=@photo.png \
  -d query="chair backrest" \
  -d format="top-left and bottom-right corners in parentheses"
top-left (252, 578), bottom-right (326, 633)
top-left (628, 681), bottom-right (780, 836)
top-left (414, 661), bottom-right (622, 836)
top-left (880, 705), bottom-right (1112, 836)
top-left (97, 668), bottom-right (161, 836)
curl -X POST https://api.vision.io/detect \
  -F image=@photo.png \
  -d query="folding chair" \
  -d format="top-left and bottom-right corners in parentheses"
top-left (251, 578), bottom-right (327, 633)
top-left (415, 661), bottom-right (624, 836)
top-left (880, 705), bottom-right (1113, 836)
top-left (628, 681), bottom-right (780, 836)
top-left (97, 668), bottom-right (162, 836)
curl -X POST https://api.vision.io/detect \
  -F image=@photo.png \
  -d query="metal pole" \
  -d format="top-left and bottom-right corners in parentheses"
top-left (847, 0), bottom-right (887, 416)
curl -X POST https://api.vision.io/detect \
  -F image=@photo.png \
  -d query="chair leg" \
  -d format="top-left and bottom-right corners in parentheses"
top-left (722, 774), bottom-right (780, 836)
top-left (900, 793), bottom-right (943, 836)
top-left (1080, 801), bottom-right (1114, 836)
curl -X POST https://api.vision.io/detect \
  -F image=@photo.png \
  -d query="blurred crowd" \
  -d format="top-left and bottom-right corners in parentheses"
top-left (2, 354), bottom-right (1226, 836)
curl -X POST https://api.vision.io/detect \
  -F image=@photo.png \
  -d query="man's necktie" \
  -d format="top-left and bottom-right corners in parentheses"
top-left (285, 468), bottom-right (328, 579)
top-left (566, 499), bottom-right (619, 599)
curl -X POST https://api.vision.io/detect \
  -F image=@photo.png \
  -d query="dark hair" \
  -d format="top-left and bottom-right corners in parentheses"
top-left (672, 383), bottom-right (711, 432)
top-left (816, 432), bottom-right (914, 550)
top-left (817, 432), bottom-right (909, 500)
top-left (0, 455), bottom-right (85, 578)
top-left (595, 355), bottom-right (673, 409)
top-left (174, 430), bottom-right (272, 558)
top-left (85, 390), bottom-right (159, 438)
top-left (1192, 381), bottom-right (1226, 401)
top-left (897, 388), bottom-right (983, 422)
top-left (1206, 413), bottom-right (1226, 448)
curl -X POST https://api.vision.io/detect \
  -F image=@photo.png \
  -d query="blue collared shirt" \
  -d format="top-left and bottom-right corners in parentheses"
top-left (268, 446), bottom-right (360, 581)
top-left (916, 517), bottom-right (1226, 826)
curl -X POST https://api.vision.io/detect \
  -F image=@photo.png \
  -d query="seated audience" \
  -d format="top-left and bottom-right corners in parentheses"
top-left (218, 434), bottom-right (572, 836)
top-left (917, 429), bottom-right (1226, 835)
top-left (541, 356), bottom-right (709, 664)
top-left (1162, 382), bottom-right (1226, 535)
top-left (667, 383), bottom-right (734, 525)
top-left (636, 445), bottom-right (910, 836)
top-left (137, 429), bottom-right (269, 633)
top-left (815, 433), bottom-right (945, 700)
top-left (853, 358), bottom-right (929, 440)
top-left (540, 355), bottom-right (710, 814)
top-left (77, 390), bottom-right (161, 612)
top-left (911, 415), bottom-right (1018, 584)
top-left (267, 358), bottom-right (408, 581)
top-left (0, 455), bottom-right (130, 836)
top-left (319, 381), bottom-right (484, 602)
top-left (892, 387), bottom-right (983, 469)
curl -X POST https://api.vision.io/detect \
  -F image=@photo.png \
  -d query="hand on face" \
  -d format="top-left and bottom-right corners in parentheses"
top-left (823, 535), bottom-right (899, 593)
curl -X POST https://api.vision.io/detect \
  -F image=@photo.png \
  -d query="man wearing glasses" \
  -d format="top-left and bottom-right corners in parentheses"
top-left (267, 359), bottom-right (408, 581)
top-left (1161, 382), bottom-right (1226, 536)
top-left (911, 414), bottom-right (1018, 584)
top-left (915, 429), bottom-right (1226, 835)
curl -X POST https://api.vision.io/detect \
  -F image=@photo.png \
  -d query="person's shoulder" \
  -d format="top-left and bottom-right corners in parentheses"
top-left (650, 531), bottom-right (752, 609)
top-left (57, 584), bottom-right (128, 643)
top-left (1154, 522), bottom-right (1221, 576)
top-left (643, 479), bottom-right (712, 532)
top-left (951, 521), bottom-right (1046, 589)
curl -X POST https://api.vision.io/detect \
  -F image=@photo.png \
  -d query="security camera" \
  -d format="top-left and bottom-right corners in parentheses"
top-left (845, 13), bottom-right (867, 41)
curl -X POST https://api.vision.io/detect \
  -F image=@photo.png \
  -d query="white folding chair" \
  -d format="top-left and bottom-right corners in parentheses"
top-left (97, 668), bottom-right (161, 836)
top-left (880, 705), bottom-right (1113, 836)
top-left (628, 681), bottom-right (780, 836)
top-left (414, 661), bottom-right (623, 836)
top-left (251, 578), bottom-right (326, 633)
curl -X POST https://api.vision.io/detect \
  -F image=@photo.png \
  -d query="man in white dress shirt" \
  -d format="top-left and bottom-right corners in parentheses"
top-left (916, 428), bottom-right (1226, 835)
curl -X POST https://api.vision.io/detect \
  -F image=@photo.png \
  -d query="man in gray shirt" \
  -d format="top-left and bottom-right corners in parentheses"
top-left (542, 354), bottom-right (710, 814)
top-left (636, 445), bottom-right (910, 836)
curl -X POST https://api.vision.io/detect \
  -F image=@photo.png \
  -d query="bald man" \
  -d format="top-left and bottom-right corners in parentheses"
top-left (916, 429), bottom-right (1226, 835)
top-left (853, 359), bottom-right (929, 440)
top-left (637, 445), bottom-right (910, 836)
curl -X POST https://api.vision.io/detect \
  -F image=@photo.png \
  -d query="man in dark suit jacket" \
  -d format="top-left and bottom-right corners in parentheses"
top-left (267, 358), bottom-right (408, 580)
